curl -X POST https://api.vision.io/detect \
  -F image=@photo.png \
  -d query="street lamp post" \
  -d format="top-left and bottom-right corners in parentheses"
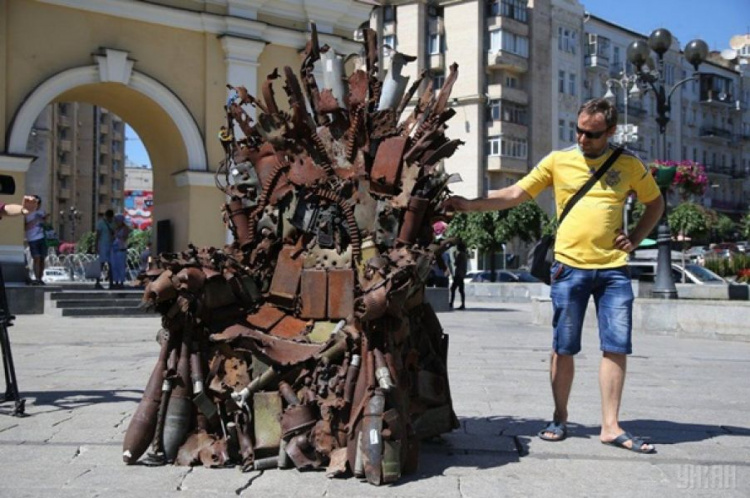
top-left (603, 72), bottom-right (641, 146)
top-left (60, 206), bottom-right (82, 241)
top-left (626, 29), bottom-right (708, 299)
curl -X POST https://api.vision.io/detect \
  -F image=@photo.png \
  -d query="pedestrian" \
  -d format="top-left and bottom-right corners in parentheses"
top-left (442, 98), bottom-right (663, 454)
top-left (109, 214), bottom-right (131, 289)
top-left (139, 242), bottom-right (152, 273)
top-left (24, 195), bottom-right (47, 285)
top-left (450, 241), bottom-right (468, 310)
top-left (94, 209), bottom-right (115, 290)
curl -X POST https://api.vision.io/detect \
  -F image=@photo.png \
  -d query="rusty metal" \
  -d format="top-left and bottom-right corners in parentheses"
top-left (370, 136), bottom-right (407, 196)
top-left (128, 26), bottom-right (461, 489)
top-left (300, 269), bottom-right (327, 319)
top-left (326, 269), bottom-right (354, 320)
top-left (123, 330), bottom-right (171, 464)
top-left (268, 246), bottom-right (304, 308)
top-left (396, 196), bottom-right (430, 245)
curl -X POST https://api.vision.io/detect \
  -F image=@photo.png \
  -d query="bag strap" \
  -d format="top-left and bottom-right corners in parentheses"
top-left (557, 146), bottom-right (624, 226)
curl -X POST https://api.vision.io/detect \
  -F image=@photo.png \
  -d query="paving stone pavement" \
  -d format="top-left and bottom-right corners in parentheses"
top-left (1, 301), bottom-right (748, 497)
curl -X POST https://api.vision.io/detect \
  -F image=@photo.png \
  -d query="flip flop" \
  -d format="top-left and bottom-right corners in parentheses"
top-left (602, 431), bottom-right (655, 454)
top-left (538, 421), bottom-right (567, 441)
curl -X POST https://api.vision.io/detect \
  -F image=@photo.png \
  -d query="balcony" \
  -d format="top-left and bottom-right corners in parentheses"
top-left (487, 84), bottom-right (528, 105)
top-left (58, 187), bottom-right (71, 200)
top-left (699, 126), bottom-right (733, 143)
top-left (584, 54), bottom-right (609, 71)
top-left (98, 185), bottom-right (110, 195)
top-left (429, 53), bottom-right (445, 73)
top-left (99, 144), bottom-right (109, 155)
top-left (58, 164), bottom-right (72, 177)
top-left (487, 120), bottom-right (527, 138)
top-left (699, 90), bottom-right (734, 107)
top-left (487, 156), bottom-right (527, 174)
top-left (487, 50), bottom-right (528, 73)
top-left (57, 115), bottom-right (71, 127)
top-left (58, 140), bottom-right (72, 152)
top-left (99, 124), bottom-right (109, 134)
top-left (113, 131), bottom-right (124, 141)
top-left (486, 15), bottom-right (529, 37)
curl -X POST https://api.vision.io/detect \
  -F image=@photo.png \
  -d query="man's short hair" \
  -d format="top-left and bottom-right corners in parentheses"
top-left (34, 194), bottom-right (42, 206)
top-left (105, 209), bottom-right (114, 218)
top-left (578, 98), bottom-right (618, 129)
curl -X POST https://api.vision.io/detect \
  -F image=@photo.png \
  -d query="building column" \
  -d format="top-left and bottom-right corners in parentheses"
top-left (0, 155), bottom-right (35, 282)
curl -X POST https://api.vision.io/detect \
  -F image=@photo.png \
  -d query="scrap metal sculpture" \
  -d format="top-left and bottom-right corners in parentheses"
top-left (123, 26), bottom-right (462, 485)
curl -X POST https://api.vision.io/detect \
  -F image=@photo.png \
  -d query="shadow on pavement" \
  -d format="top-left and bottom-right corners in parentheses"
top-left (5, 389), bottom-right (142, 413)
top-left (447, 307), bottom-right (520, 313)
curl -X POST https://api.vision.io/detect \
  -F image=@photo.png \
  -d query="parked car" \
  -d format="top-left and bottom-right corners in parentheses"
top-left (41, 266), bottom-right (72, 284)
top-left (627, 260), bottom-right (725, 285)
top-left (466, 269), bottom-right (541, 283)
top-left (734, 241), bottom-right (748, 253)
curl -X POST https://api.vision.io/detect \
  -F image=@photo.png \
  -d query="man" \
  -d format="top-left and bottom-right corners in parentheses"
top-left (443, 98), bottom-right (663, 454)
top-left (24, 195), bottom-right (47, 285)
top-left (450, 240), bottom-right (468, 310)
top-left (94, 209), bottom-right (115, 290)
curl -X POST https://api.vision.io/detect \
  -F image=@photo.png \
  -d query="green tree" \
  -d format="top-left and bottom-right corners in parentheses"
top-left (448, 201), bottom-right (548, 280)
top-left (667, 202), bottom-right (710, 241)
top-left (128, 228), bottom-right (153, 255)
top-left (77, 231), bottom-right (96, 254)
top-left (742, 213), bottom-right (750, 240)
top-left (713, 213), bottom-right (735, 242)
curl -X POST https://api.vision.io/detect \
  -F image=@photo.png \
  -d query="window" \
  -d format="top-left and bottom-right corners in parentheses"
top-left (495, 0), bottom-right (529, 22)
top-left (558, 70), bottom-right (565, 93)
top-left (383, 5), bottom-right (396, 23)
top-left (558, 120), bottom-right (565, 141)
top-left (505, 75), bottom-right (519, 88)
top-left (568, 73), bottom-right (577, 96)
top-left (58, 103), bottom-right (69, 116)
top-left (568, 121), bottom-right (576, 142)
top-left (488, 136), bottom-right (501, 156)
top-left (500, 101), bottom-right (527, 125)
top-left (488, 135), bottom-right (527, 159)
top-left (432, 75), bottom-right (445, 92)
top-left (383, 34), bottom-right (396, 50)
top-left (489, 99), bottom-right (502, 121)
top-left (613, 46), bottom-right (621, 64)
top-left (558, 27), bottom-right (578, 54)
top-left (429, 34), bottom-right (442, 54)
top-left (489, 30), bottom-right (528, 57)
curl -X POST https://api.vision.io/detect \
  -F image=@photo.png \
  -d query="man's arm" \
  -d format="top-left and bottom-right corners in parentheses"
top-left (614, 195), bottom-right (664, 253)
top-left (442, 184), bottom-right (531, 213)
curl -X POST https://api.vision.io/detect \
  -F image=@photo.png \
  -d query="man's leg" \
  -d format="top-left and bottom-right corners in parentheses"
top-left (543, 352), bottom-right (574, 436)
top-left (458, 280), bottom-right (465, 308)
top-left (595, 268), bottom-right (653, 452)
top-left (542, 263), bottom-right (592, 439)
top-left (449, 279), bottom-right (457, 306)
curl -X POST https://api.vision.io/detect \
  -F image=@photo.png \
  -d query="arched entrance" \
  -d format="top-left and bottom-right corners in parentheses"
top-left (0, 0), bottom-right (371, 282)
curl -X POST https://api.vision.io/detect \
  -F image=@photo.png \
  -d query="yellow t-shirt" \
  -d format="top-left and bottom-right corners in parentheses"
top-left (517, 145), bottom-right (661, 269)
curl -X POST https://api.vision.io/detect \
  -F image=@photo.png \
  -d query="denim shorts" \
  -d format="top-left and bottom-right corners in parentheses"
top-left (28, 238), bottom-right (47, 258)
top-left (549, 261), bottom-right (634, 355)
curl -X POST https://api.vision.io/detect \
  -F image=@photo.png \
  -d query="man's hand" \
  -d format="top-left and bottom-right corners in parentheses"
top-left (614, 229), bottom-right (636, 253)
top-left (441, 196), bottom-right (470, 213)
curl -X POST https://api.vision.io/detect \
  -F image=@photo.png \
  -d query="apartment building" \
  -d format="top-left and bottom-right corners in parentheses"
top-left (584, 15), bottom-right (750, 219)
top-left (371, 1), bottom-right (750, 226)
top-left (26, 103), bottom-right (126, 242)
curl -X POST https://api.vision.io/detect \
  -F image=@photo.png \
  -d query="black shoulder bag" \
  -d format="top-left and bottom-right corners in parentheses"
top-left (528, 146), bottom-right (624, 284)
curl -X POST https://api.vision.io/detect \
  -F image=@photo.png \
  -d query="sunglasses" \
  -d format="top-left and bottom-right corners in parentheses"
top-left (575, 125), bottom-right (611, 139)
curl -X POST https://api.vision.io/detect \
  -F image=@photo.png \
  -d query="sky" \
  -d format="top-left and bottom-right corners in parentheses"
top-left (582, 0), bottom-right (749, 52)
top-left (125, 1), bottom-right (750, 168)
